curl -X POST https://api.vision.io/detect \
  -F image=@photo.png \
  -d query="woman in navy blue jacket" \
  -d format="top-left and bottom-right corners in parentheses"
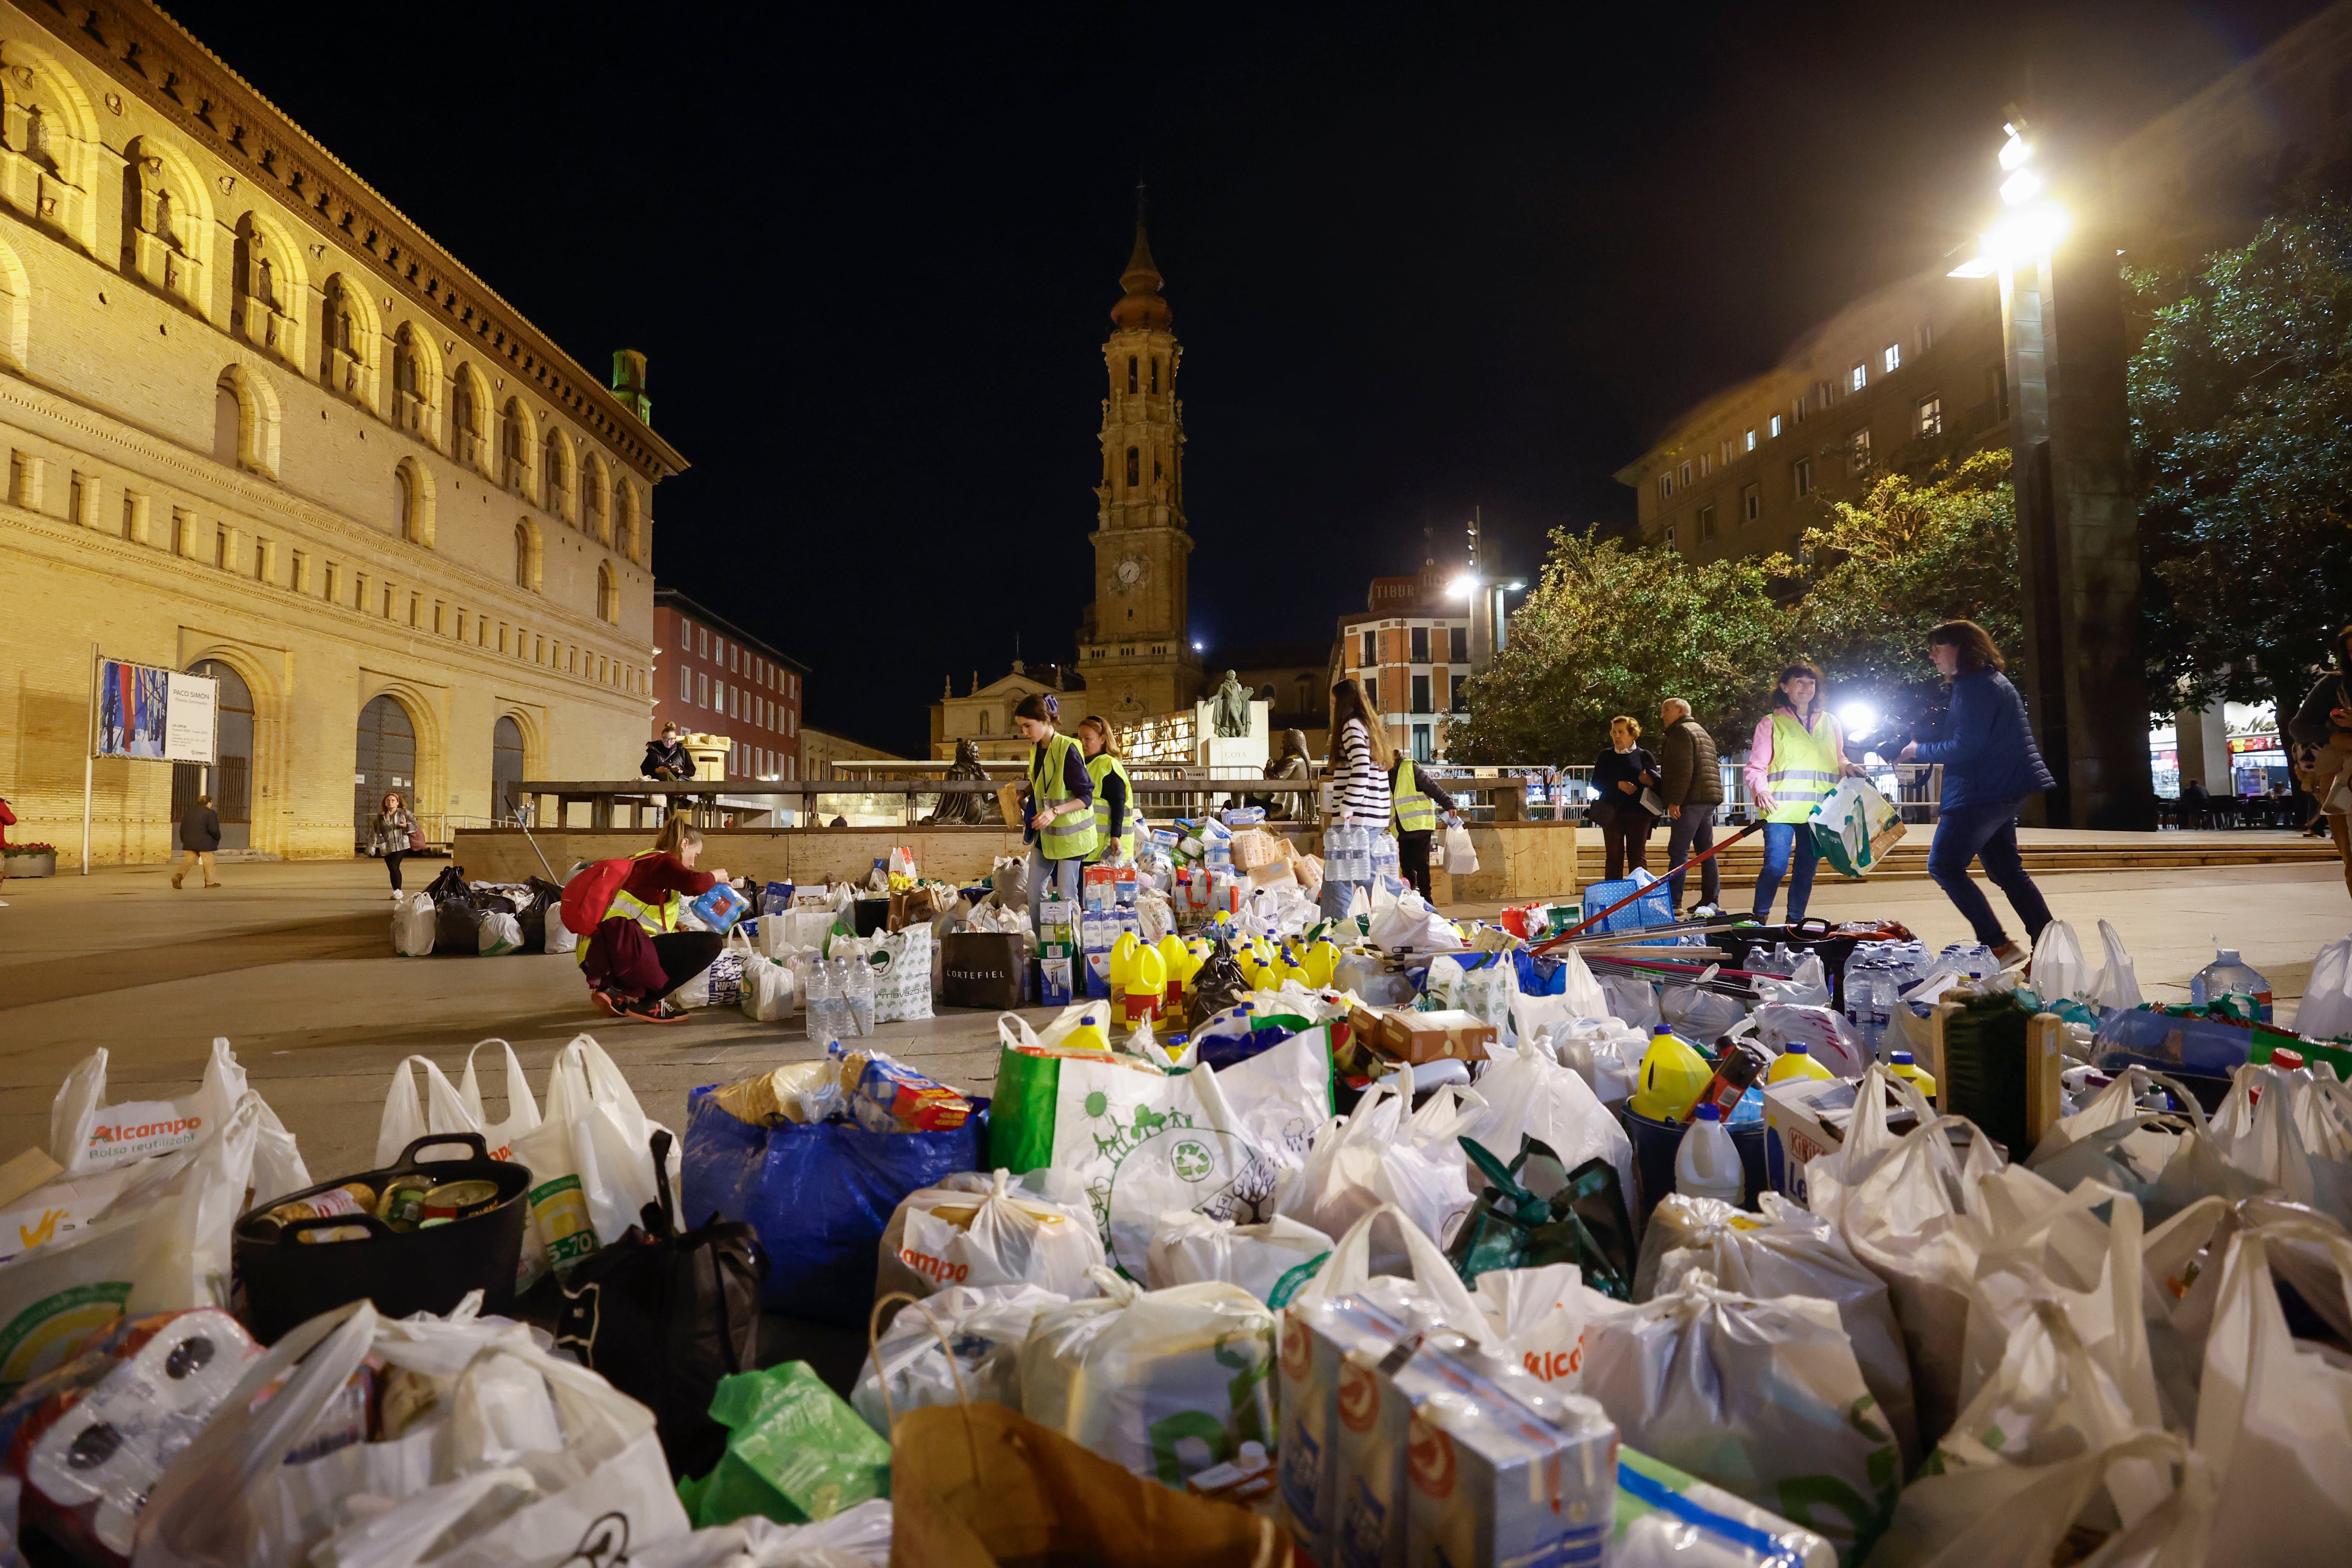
top-left (1898, 619), bottom-right (2057, 965)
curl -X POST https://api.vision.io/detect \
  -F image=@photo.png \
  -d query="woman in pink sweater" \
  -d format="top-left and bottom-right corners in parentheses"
top-left (1742, 664), bottom-right (1859, 922)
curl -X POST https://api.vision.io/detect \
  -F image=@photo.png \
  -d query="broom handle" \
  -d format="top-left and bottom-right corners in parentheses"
top-left (1534, 819), bottom-right (1766, 954)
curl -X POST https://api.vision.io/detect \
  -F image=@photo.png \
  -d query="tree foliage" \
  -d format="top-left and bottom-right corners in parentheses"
top-left (2130, 198), bottom-right (2352, 717)
top-left (1451, 459), bottom-right (2020, 763)
top-left (1771, 450), bottom-right (2022, 741)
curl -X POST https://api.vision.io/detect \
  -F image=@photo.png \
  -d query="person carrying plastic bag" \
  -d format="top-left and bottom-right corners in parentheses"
top-left (1743, 662), bottom-right (1859, 923)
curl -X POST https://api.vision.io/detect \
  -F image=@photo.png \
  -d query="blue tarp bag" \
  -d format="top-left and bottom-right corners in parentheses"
top-left (683, 1085), bottom-right (989, 1325)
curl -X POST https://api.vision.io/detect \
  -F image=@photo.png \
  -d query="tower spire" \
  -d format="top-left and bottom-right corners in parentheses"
top-left (1112, 184), bottom-right (1170, 331)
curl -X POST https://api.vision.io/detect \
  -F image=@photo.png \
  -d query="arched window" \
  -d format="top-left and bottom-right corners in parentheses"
top-left (514, 521), bottom-right (540, 590)
top-left (978, 712), bottom-right (989, 735)
top-left (452, 373), bottom-right (479, 464)
top-left (501, 399), bottom-right (529, 491)
top-left (542, 431), bottom-right (570, 520)
top-left (214, 374), bottom-right (242, 465)
top-left (596, 561), bottom-right (618, 623)
top-left (1125, 446), bottom-right (1140, 488)
top-left (582, 462), bottom-right (606, 542)
top-left (392, 328), bottom-right (424, 432)
top-left (396, 466), bottom-right (419, 542)
top-left (616, 483), bottom-right (639, 561)
top-left (25, 106), bottom-right (52, 173)
top-left (320, 275), bottom-right (361, 387)
top-left (1127, 355), bottom-right (1138, 394)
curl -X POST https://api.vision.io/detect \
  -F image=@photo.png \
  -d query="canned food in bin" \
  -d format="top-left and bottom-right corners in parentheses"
top-left (420, 1179), bottom-right (501, 1227)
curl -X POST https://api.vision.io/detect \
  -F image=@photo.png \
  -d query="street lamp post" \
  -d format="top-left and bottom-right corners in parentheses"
top-left (1948, 117), bottom-right (2156, 830)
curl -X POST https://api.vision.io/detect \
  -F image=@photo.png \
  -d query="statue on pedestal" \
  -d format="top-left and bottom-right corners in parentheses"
top-left (922, 738), bottom-right (1000, 825)
top-left (1209, 669), bottom-right (1252, 739)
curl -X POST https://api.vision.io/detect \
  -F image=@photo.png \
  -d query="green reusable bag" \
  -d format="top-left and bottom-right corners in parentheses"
top-left (987, 1042), bottom-right (1064, 1173)
top-left (683, 1361), bottom-right (891, 1528)
top-left (1447, 1134), bottom-right (1637, 1300)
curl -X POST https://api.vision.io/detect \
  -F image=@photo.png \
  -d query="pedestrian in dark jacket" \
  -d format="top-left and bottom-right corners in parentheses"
top-left (1898, 619), bottom-right (2055, 962)
top-left (172, 794), bottom-right (222, 889)
top-left (371, 792), bottom-right (422, 897)
top-left (642, 723), bottom-right (697, 781)
top-left (1591, 716), bottom-right (1661, 881)
top-left (2285, 623), bottom-right (2352, 898)
top-left (1656, 699), bottom-right (1724, 912)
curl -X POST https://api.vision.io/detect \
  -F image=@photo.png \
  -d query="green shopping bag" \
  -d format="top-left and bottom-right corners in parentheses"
top-left (1446, 1134), bottom-right (1637, 1299)
top-left (681, 1361), bottom-right (891, 1528)
top-left (1809, 777), bottom-right (1905, 879)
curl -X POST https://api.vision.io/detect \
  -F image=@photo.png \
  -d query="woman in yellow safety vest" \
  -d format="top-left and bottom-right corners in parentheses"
top-left (579, 816), bottom-right (730, 1023)
top-left (1388, 755), bottom-right (1462, 901)
top-left (1741, 662), bottom-right (1861, 924)
top-left (1014, 692), bottom-right (1098, 926)
top-left (1075, 715), bottom-right (1136, 864)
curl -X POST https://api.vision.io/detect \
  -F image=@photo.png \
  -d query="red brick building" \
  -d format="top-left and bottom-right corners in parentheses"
top-left (651, 588), bottom-right (808, 779)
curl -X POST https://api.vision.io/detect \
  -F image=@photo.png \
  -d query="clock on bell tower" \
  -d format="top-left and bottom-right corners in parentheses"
top-left (1078, 190), bottom-right (1201, 722)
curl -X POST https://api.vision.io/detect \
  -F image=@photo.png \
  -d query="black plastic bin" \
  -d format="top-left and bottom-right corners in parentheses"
top-left (234, 1132), bottom-right (532, 1343)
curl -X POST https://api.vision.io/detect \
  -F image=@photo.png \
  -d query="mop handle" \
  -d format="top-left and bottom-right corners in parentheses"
top-left (1533, 819), bottom-right (1765, 955)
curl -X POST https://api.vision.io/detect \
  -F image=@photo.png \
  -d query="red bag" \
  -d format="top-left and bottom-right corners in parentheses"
top-left (560, 856), bottom-right (636, 935)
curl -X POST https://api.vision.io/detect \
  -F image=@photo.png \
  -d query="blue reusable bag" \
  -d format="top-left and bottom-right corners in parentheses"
top-left (682, 1085), bottom-right (989, 1325)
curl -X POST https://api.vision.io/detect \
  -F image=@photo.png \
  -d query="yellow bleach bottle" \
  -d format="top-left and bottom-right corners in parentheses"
top-left (1766, 1042), bottom-right (1836, 1085)
top-left (1887, 1049), bottom-right (1938, 1101)
top-left (1108, 931), bottom-right (1141, 994)
top-left (1300, 938), bottom-right (1340, 989)
top-left (1065, 1003), bottom-right (1111, 1052)
top-left (1126, 942), bottom-right (1167, 1021)
top-left (1629, 1025), bottom-right (1713, 1123)
top-left (1275, 943), bottom-right (1311, 988)
top-left (1182, 936), bottom-right (1215, 992)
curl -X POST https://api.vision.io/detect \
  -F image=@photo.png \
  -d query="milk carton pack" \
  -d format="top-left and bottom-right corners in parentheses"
top-left (1081, 906), bottom-right (1140, 999)
top-left (1402, 1376), bottom-right (1615, 1568)
top-left (1083, 864), bottom-right (1120, 911)
top-left (1277, 1296), bottom-right (1416, 1565)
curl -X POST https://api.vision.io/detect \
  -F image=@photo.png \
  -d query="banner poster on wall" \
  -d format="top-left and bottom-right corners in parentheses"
top-left (92, 659), bottom-right (216, 764)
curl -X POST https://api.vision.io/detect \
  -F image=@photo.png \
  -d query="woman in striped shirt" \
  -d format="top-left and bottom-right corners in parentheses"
top-left (1322, 676), bottom-right (1394, 919)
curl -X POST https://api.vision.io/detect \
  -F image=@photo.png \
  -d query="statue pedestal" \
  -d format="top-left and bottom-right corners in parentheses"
top-left (1194, 699), bottom-right (1270, 772)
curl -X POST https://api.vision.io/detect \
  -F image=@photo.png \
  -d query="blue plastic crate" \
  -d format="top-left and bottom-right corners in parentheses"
top-left (1579, 873), bottom-right (1675, 938)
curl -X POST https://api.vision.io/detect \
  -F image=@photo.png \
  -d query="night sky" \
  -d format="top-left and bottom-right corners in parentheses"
top-left (172, 1), bottom-right (2331, 756)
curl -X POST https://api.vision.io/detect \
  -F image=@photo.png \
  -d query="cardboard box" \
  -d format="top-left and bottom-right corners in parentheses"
top-left (1760, 1075), bottom-right (1921, 1205)
top-left (940, 932), bottom-right (1027, 1011)
top-left (1354, 1006), bottom-right (1496, 1067)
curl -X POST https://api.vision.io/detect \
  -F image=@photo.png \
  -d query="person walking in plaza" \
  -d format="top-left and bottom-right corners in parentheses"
top-left (1897, 619), bottom-right (2058, 963)
top-left (171, 793), bottom-right (222, 889)
top-left (1323, 677), bottom-right (1393, 919)
top-left (370, 791), bottom-right (423, 898)
top-left (1744, 662), bottom-right (1857, 923)
top-left (1656, 697), bottom-right (1724, 915)
top-left (642, 722), bottom-right (696, 782)
top-left (2286, 622), bottom-right (2352, 898)
top-left (1590, 715), bottom-right (1661, 881)
top-left (1014, 693), bottom-right (1097, 927)
top-left (578, 816), bottom-right (731, 1024)
top-left (1075, 716), bottom-right (1135, 866)
top-left (1389, 749), bottom-right (1462, 902)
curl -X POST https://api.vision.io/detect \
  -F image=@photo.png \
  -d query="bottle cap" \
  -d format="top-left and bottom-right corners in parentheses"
top-left (2271, 1047), bottom-right (2307, 1071)
top-left (1652, 1024), bottom-right (1674, 1037)
top-left (2216, 949), bottom-right (2241, 964)
top-left (1787, 1043), bottom-right (1810, 1055)
top-left (1891, 1050), bottom-right (1914, 1064)
top-left (1695, 1101), bottom-right (1722, 1121)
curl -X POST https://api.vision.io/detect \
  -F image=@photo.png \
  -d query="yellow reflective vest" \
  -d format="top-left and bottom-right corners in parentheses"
top-left (1087, 752), bottom-right (1136, 863)
top-left (1391, 759), bottom-right (1438, 834)
top-left (1031, 732), bottom-right (1102, 862)
top-left (1763, 712), bottom-right (1840, 824)
top-left (576, 850), bottom-right (683, 968)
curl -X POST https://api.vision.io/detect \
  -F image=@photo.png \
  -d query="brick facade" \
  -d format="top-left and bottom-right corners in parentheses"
top-left (651, 590), bottom-right (806, 780)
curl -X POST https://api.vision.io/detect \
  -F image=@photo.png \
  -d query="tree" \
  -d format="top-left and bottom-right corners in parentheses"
top-left (2131, 198), bottom-right (2352, 725)
top-left (1769, 450), bottom-right (2022, 745)
top-left (1446, 529), bottom-right (1792, 765)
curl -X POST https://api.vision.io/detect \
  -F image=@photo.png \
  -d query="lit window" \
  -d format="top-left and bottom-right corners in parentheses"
top-left (1851, 428), bottom-right (1871, 473)
top-left (1768, 415), bottom-right (1783, 439)
top-left (1697, 505), bottom-right (1716, 543)
top-left (1883, 343), bottom-right (1901, 373)
top-left (1918, 396), bottom-right (1944, 436)
top-left (1793, 458), bottom-right (1813, 497)
top-left (1745, 428), bottom-right (1757, 452)
top-left (1849, 363), bottom-right (1867, 392)
top-left (1742, 483), bottom-right (1761, 523)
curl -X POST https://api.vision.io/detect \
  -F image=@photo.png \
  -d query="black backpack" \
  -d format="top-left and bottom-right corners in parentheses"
top-left (554, 1130), bottom-right (769, 1477)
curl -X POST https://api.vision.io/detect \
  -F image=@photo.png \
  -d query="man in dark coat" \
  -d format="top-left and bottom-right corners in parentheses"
top-left (1657, 697), bottom-right (1724, 913)
top-left (172, 793), bottom-right (222, 889)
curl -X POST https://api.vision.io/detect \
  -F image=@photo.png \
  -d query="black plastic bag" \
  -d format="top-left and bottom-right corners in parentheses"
top-left (554, 1129), bottom-right (769, 1477)
top-left (1192, 932), bottom-right (1252, 1016)
top-left (516, 876), bottom-right (564, 953)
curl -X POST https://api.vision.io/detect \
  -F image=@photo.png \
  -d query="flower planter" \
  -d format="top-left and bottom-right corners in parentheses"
top-left (3, 853), bottom-right (56, 878)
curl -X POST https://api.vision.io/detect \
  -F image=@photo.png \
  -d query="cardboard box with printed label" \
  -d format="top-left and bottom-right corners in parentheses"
top-left (1350, 1006), bottom-right (1496, 1067)
top-left (1760, 1076), bottom-right (1921, 1205)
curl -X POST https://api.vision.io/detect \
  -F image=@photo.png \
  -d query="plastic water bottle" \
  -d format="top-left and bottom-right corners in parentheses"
top-left (842, 957), bottom-right (876, 1036)
top-left (1674, 1102), bottom-right (1746, 1204)
top-left (804, 960), bottom-right (835, 1044)
top-left (1372, 830), bottom-right (1400, 881)
top-left (2190, 947), bottom-right (2273, 1022)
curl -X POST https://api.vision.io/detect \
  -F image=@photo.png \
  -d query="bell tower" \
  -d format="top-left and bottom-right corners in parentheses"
top-left (1078, 190), bottom-right (1200, 723)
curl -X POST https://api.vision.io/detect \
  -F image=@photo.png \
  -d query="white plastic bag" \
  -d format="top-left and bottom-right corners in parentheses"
top-left (1277, 1082), bottom-right (1478, 1256)
top-left (1366, 891), bottom-right (1463, 952)
top-left (872, 925), bottom-right (934, 1023)
top-left (509, 1035), bottom-right (680, 1273)
top-left (874, 1168), bottom-right (1105, 1303)
top-left (2028, 919), bottom-right (2093, 1002)
top-left (851, 1284), bottom-right (1065, 1437)
top-left (1596, 974), bottom-right (1662, 1032)
top-left (1017, 1266), bottom-right (1276, 1488)
top-left (1581, 1270), bottom-right (1900, 1560)
top-left (628, 1502), bottom-right (895, 1568)
top-left (392, 892), bottom-right (437, 957)
top-left (49, 1037), bottom-right (246, 1178)
top-left (740, 953), bottom-right (797, 1022)
top-left (1144, 1211), bottom-right (1332, 1306)
top-left (1659, 982), bottom-right (1746, 1043)
top-left (1753, 952), bottom-right (1832, 1008)
top-left (1642, 1192), bottom-right (1919, 1471)
top-left (2088, 918), bottom-right (2145, 1011)
top-left (1472, 1262), bottom-right (1591, 1390)
top-left (1440, 822), bottom-right (1479, 878)
top-left (0, 1095), bottom-right (258, 1389)
top-left (2302, 934), bottom-right (2352, 1042)
top-left (1456, 1037), bottom-right (1637, 1213)
top-left (1751, 1003), bottom-right (1867, 1077)
top-left (1288, 1203), bottom-right (1492, 1342)
top-left (476, 911), bottom-right (523, 957)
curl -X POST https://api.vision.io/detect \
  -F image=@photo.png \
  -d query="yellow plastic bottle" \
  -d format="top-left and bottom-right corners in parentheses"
top-left (1127, 943), bottom-right (1167, 1014)
top-left (1108, 932), bottom-right (1141, 995)
top-left (1275, 944), bottom-right (1311, 988)
top-left (1766, 1043), bottom-right (1837, 1085)
top-left (1887, 1049), bottom-right (1938, 1101)
top-left (1629, 1026), bottom-right (1714, 1123)
top-left (1182, 937), bottom-right (1215, 992)
top-left (1300, 938), bottom-right (1340, 989)
top-left (1065, 1007), bottom-right (1111, 1052)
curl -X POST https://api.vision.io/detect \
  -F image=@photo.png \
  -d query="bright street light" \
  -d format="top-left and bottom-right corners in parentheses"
top-left (1948, 116), bottom-right (2064, 278)
top-left (1505, 580), bottom-right (1525, 592)
top-left (1447, 576), bottom-right (1478, 599)
top-left (1191, 641), bottom-right (1203, 651)
top-left (1998, 168), bottom-right (2043, 206)
top-left (1839, 702), bottom-right (1877, 741)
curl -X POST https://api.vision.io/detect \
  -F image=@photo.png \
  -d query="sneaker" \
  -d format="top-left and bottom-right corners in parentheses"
top-left (622, 997), bottom-right (688, 1025)
top-left (1991, 940), bottom-right (2029, 968)
top-left (589, 987), bottom-right (623, 1019)
top-left (1689, 903), bottom-right (1724, 919)
top-left (170, 876), bottom-right (183, 889)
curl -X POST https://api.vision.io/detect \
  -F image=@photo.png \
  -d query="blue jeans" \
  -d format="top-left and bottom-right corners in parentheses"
top-left (1750, 821), bottom-right (1817, 922)
top-left (1026, 845), bottom-right (1081, 931)
top-left (1927, 797), bottom-right (2053, 947)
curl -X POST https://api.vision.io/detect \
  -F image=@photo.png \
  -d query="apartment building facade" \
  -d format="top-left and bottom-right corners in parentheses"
top-left (650, 588), bottom-right (806, 780)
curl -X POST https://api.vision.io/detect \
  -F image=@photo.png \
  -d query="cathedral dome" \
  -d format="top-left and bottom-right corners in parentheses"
top-left (1111, 221), bottom-right (1172, 332)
